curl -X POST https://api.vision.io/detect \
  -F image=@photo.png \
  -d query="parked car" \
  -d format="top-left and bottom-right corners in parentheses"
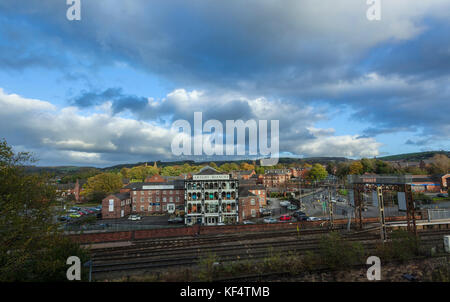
top-left (168, 217), bottom-right (184, 224)
top-left (296, 215), bottom-right (309, 221)
top-left (293, 210), bottom-right (307, 217)
top-left (307, 216), bottom-right (321, 221)
top-left (71, 207), bottom-right (81, 211)
top-left (216, 222), bottom-right (226, 226)
top-left (83, 209), bottom-right (94, 214)
top-left (243, 220), bottom-right (256, 225)
top-left (263, 217), bottom-right (277, 224)
top-left (128, 215), bottom-right (141, 221)
top-left (280, 201), bottom-right (291, 207)
top-left (287, 205), bottom-right (298, 211)
top-left (260, 208), bottom-right (272, 216)
top-left (77, 211), bottom-right (86, 216)
top-left (279, 214), bottom-right (292, 221)
top-left (58, 216), bottom-right (70, 222)
top-left (437, 193), bottom-right (448, 198)
top-left (69, 213), bottom-right (81, 218)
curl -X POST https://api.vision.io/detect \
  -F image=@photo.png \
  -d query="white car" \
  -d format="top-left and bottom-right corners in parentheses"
top-left (243, 220), bottom-right (256, 225)
top-left (128, 215), bottom-right (141, 221)
top-left (279, 201), bottom-right (291, 207)
top-left (307, 216), bottom-right (321, 221)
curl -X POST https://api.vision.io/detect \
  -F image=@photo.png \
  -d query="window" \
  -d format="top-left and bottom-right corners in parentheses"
top-left (141, 197), bottom-right (144, 202)
top-left (156, 197), bottom-right (160, 202)
top-left (162, 205), bottom-right (167, 211)
top-left (169, 197), bottom-right (173, 202)
top-left (156, 205), bottom-right (160, 211)
top-left (108, 199), bottom-right (114, 212)
top-left (148, 205), bottom-right (152, 211)
top-left (141, 206), bottom-right (144, 211)
top-left (251, 199), bottom-right (255, 206)
top-left (133, 205), bottom-right (136, 211)
top-left (133, 191), bottom-right (137, 195)
top-left (163, 197), bottom-right (167, 203)
top-left (251, 209), bottom-right (256, 217)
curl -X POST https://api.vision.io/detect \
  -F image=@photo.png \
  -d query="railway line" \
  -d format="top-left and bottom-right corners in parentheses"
top-left (90, 228), bottom-right (449, 279)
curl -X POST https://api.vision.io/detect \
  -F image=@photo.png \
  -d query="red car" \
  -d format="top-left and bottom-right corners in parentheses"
top-left (279, 215), bottom-right (292, 221)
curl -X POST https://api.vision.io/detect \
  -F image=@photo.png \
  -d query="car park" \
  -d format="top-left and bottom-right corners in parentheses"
top-left (263, 217), bottom-right (277, 224)
top-left (168, 217), bottom-right (184, 224)
top-left (128, 215), bottom-right (141, 221)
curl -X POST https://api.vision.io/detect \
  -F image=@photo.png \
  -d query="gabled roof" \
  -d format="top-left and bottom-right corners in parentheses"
top-left (113, 192), bottom-right (130, 200)
top-left (196, 166), bottom-right (224, 175)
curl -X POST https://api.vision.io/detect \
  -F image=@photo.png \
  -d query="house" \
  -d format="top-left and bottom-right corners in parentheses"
top-left (238, 190), bottom-right (260, 221)
top-left (101, 193), bottom-right (132, 219)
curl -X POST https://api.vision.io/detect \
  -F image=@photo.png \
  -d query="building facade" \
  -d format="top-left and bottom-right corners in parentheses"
top-left (238, 191), bottom-right (260, 221)
top-left (101, 193), bottom-right (132, 219)
top-left (184, 166), bottom-right (239, 226)
top-left (127, 179), bottom-right (185, 215)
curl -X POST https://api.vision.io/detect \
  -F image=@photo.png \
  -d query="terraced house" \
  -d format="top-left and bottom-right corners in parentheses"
top-left (184, 166), bottom-right (239, 226)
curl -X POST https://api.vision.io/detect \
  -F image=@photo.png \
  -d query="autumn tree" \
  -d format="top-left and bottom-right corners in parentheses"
top-left (0, 139), bottom-right (89, 281)
top-left (81, 172), bottom-right (123, 201)
top-left (430, 154), bottom-right (450, 174)
top-left (349, 161), bottom-right (364, 175)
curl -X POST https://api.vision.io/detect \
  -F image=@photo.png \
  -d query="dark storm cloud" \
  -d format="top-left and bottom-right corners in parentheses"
top-left (0, 0), bottom-right (449, 164)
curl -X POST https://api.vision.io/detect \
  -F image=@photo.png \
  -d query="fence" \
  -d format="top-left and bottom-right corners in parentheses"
top-left (427, 209), bottom-right (450, 221)
top-left (62, 222), bottom-right (184, 233)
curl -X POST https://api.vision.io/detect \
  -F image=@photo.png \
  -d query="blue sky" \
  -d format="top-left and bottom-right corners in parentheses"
top-left (0, 0), bottom-right (449, 167)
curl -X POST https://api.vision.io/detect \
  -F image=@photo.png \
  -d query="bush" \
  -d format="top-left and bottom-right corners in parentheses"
top-left (375, 230), bottom-right (420, 262)
top-left (317, 232), bottom-right (366, 270)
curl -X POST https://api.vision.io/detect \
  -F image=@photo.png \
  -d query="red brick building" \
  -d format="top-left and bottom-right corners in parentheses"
top-left (238, 190), bottom-right (260, 221)
top-left (127, 179), bottom-right (185, 215)
top-left (240, 184), bottom-right (267, 207)
top-left (262, 172), bottom-right (289, 188)
top-left (101, 193), bottom-right (132, 219)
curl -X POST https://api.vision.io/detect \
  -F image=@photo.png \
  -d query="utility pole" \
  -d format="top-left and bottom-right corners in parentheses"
top-left (376, 186), bottom-right (387, 242)
top-left (329, 187), bottom-right (334, 229)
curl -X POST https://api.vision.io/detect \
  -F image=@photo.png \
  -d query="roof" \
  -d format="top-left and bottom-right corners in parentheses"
top-left (195, 166), bottom-right (224, 175)
top-left (238, 189), bottom-right (258, 198)
top-left (113, 192), bottom-right (130, 200)
top-left (240, 184), bottom-right (265, 191)
top-left (125, 179), bottom-right (185, 190)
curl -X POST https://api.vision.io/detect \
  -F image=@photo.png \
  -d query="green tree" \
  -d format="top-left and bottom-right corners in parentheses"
top-left (81, 172), bottom-right (123, 201)
top-left (307, 164), bottom-right (328, 182)
top-left (360, 158), bottom-right (375, 173)
top-left (0, 139), bottom-right (89, 281)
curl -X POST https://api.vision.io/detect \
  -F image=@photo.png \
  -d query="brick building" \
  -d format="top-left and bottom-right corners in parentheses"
top-left (126, 178), bottom-right (185, 215)
top-left (101, 193), bottom-right (132, 219)
top-left (411, 175), bottom-right (442, 193)
top-left (240, 184), bottom-right (267, 207)
top-left (238, 190), bottom-right (260, 221)
top-left (262, 172), bottom-right (289, 188)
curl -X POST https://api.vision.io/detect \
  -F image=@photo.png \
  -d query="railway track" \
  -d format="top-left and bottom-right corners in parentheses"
top-left (90, 229), bottom-right (448, 277)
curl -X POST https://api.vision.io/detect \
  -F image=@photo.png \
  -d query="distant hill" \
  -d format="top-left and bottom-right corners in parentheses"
top-left (379, 151), bottom-right (450, 162)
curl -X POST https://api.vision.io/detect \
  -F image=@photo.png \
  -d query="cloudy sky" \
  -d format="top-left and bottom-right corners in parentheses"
top-left (0, 0), bottom-right (449, 167)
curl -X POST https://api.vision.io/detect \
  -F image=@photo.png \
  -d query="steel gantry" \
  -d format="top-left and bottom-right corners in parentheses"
top-left (348, 175), bottom-right (417, 242)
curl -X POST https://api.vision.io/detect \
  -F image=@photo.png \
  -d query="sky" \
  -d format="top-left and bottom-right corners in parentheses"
top-left (0, 0), bottom-right (449, 167)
